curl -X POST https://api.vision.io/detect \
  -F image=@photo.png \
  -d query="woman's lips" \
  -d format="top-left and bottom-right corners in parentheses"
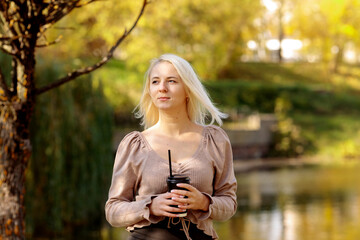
top-left (158, 97), bottom-right (170, 101)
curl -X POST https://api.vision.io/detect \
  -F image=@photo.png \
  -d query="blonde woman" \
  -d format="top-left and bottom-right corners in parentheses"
top-left (105, 54), bottom-right (237, 240)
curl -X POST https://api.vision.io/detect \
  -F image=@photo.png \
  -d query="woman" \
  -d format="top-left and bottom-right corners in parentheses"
top-left (105, 54), bottom-right (237, 240)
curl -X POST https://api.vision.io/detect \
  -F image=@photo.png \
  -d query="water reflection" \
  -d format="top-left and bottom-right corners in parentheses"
top-left (215, 165), bottom-right (360, 240)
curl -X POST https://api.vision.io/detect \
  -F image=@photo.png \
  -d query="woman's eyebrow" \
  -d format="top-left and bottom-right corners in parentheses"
top-left (150, 74), bottom-right (179, 79)
top-left (166, 75), bottom-right (179, 79)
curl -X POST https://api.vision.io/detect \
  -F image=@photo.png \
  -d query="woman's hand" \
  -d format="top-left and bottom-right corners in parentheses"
top-left (170, 184), bottom-right (210, 212)
top-left (149, 192), bottom-right (187, 217)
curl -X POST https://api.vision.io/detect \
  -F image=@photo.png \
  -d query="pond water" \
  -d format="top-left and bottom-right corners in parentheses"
top-left (214, 164), bottom-right (360, 240)
top-left (104, 164), bottom-right (360, 240)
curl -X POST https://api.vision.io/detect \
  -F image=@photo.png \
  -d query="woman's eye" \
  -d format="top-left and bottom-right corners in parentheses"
top-left (168, 79), bottom-right (177, 83)
top-left (151, 80), bottom-right (158, 84)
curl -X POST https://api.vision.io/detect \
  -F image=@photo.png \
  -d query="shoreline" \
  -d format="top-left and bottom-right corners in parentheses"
top-left (233, 157), bottom-right (325, 173)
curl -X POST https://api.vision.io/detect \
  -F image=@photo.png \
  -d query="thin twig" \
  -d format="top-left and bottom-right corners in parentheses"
top-left (0, 44), bottom-right (17, 56)
top-left (52, 26), bottom-right (76, 31)
top-left (36, 35), bottom-right (62, 48)
top-left (35, 0), bottom-right (149, 95)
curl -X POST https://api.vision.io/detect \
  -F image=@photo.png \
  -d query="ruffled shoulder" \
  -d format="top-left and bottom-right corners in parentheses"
top-left (204, 125), bottom-right (231, 144)
top-left (115, 131), bottom-right (148, 164)
top-left (119, 131), bottom-right (143, 147)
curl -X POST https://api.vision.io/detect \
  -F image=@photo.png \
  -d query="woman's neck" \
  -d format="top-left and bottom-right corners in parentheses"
top-left (156, 110), bottom-right (194, 136)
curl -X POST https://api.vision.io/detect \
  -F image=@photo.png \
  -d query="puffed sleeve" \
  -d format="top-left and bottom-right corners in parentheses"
top-left (105, 132), bottom-right (154, 227)
top-left (196, 126), bottom-right (237, 221)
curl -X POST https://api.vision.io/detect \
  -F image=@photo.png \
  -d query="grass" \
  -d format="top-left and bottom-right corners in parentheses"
top-left (293, 113), bottom-right (360, 160)
top-left (223, 61), bottom-right (360, 92)
top-left (207, 61), bottom-right (360, 160)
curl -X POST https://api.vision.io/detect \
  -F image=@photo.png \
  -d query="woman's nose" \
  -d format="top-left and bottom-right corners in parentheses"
top-left (159, 81), bottom-right (168, 92)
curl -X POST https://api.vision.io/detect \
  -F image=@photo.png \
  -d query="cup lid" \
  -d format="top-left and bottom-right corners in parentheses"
top-left (168, 174), bottom-right (189, 180)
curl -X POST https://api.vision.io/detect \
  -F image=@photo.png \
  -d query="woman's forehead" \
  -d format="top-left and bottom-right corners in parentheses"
top-left (150, 61), bottom-right (180, 77)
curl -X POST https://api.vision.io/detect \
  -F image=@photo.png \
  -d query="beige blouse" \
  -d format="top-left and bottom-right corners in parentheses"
top-left (105, 125), bottom-right (237, 239)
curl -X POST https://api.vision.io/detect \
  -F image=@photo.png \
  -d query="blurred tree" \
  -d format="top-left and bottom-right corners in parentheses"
top-left (38, 0), bottom-right (145, 60)
top-left (27, 63), bottom-right (113, 238)
top-left (128, 0), bottom-right (264, 79)
top-left (40, 0), bottom-right (360, 79)
top-left (48, 0), bottom-right (264, 79)
top-left (33, 0), bottom-right (266, 129)
top-left (0, 1), bottom-right (148, 239)
top-left (289, 0), bottom-right (360, 71)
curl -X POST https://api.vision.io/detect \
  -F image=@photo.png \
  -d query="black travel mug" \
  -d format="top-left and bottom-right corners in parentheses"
top-left (167, 174), bottom-right (190, 217)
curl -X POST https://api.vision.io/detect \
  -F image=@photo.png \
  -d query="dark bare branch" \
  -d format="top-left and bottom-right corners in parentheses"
top-left (35, 0), bottom-right (149, 95)
top-left (0, 36), bottom-right (15, 41)
top-left (41, 1), bottom-right (82, 27)
top-left (0, 34), bottom-right (31, 42)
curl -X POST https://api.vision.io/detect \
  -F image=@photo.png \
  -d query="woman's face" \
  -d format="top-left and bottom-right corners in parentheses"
top-left (149, 61), bottom-right (187, 112)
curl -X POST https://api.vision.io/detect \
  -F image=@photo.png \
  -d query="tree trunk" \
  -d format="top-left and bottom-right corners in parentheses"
top-left (0, 52), bottom-right (36, 240)
top-left (0, 103), bottom-right (32, 239)
top-left (332, 44), bottom-right (344, 74)
top-left (277, 0), bottom-right (284, 63)
top-left (0, 103), bottom-right (34, 240)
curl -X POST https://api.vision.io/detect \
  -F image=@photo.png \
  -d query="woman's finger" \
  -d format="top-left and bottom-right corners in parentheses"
top-left (170, 189), bottom-right (191, 197)
top-left (176, 183), bottom-right (195, 191)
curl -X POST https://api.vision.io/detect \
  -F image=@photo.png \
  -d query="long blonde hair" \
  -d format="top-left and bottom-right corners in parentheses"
top-left (134, 54), bottom-right (227, 129)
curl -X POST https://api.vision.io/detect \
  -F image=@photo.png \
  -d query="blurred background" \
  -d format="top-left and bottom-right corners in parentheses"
top-left (1, 0), bottom-right (359, 239)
